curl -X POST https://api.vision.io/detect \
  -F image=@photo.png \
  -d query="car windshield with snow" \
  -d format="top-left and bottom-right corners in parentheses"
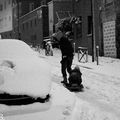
top-left (0, 39), bottom-right (51, 106)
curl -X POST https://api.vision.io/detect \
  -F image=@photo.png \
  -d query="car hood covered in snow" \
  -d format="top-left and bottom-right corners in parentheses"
top-left (0, 58), bottom-right (51, 98)
top-left (0, 39), bottom-right (51, 99)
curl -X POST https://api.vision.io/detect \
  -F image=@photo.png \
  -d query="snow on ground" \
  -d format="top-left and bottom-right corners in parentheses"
top-left (39, 48), bottom-right (120, 120)
top-left (1, 82), bottom-right (76, 120)
top-left (0, 40), bottom-right (37, 59)
top-left (0, 58), bottom-right (51, 97)
top-left (71, 97), bottom-right (119, 120)
top-left (0, 40), bottom-right (51, 97)
top-left (0, 48), bottom-right (120, 120)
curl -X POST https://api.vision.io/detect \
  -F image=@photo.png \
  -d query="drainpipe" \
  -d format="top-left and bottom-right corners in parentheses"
top-left (16, 0), bottom-right (20, 39)
top-left (91, 0), bottom-right (96, 62)
top-left (72, 0), bottom-right (77, 51)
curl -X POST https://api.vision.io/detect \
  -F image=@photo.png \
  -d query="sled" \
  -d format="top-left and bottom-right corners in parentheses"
top-left (62, 83), bottom-right (84, 92)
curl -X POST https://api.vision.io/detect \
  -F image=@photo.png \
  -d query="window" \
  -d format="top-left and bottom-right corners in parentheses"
top-left (9, 16), bottom-right (11, 21)
top-left (26, 22), bottom-right (28, 29)
top-left (29, 2), bottom-right (34, 11)
top-left (9, 0), bottom-right (11, 4)
top-left (76, 16), bottom-right (82, 38)
top-left (0, 4), bottom-right (3, 11)
top-left (4, 1), bottom-right (6, 9)
top-left (30, 20), bottom-right (32, 28)
top-left (22, 24), bottom-right (25, 31)
top-left (104, 0), bottom-right (113, 7)
top-left (88, 16), bottom-right (92, 35)
top-left (10, 33), bottom-right (12, 38)
top-left (41, 1), bottom-right (45, 5)
top-left (34, 18), bottom-right (37, 26)
top-left (31, 34), bottom-right (37, 47)
top-left (105, 0), bottom-right (113, 4)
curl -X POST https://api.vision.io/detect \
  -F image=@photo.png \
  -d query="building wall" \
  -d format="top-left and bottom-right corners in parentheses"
top-left (115, 0), bottom-right (120, 58)
top-left (48, 0), bottom-right (102, 56)
top-left (75, 0), bottom-right (92, 54)
top-left (102, 0), bottom-right (117, 57)
top-left (41, 0), bottom-right (52, 5)
top-left (76, 0), bottom-right (102, 55)
top-left (1, 0), bottom-right (104, 57)
top-left (19, 5), bottom-right (49, 47)
top-left (48, 0), bottom-right (72, 35)
top-left (53, 0), bottom-right (72, 24)
top-left (20, 0), bottom-right (42, 16)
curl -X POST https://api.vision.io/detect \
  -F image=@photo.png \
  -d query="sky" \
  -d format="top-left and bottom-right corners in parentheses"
top-left (0, 46), bottom-right (120, 120)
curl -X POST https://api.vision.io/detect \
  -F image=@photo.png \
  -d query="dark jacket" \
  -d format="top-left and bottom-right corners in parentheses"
top-left (59, 36), bottom-right (74, 57)
top-left (68, 66), bottom-right (82, 85)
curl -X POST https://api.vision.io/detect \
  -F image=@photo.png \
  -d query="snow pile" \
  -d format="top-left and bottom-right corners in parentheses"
top-left (0, 82), bottom-right (76, 120)
top-left (0, 102), bottom-right (51, 117)
top-left (0, 40), bottom-right (51, 98)
top-left (2, 82), bottom-right (119, 120)
top-left (0, 40), bottom-right (37, 59)
top-left (71, 98), bottom-right (119, 120)
top-left (0, 58), bottom-right (51, 98)
top-left (0, 47), bottom-right (120, 120)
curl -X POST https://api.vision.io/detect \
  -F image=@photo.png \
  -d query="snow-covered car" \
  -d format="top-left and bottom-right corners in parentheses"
top-left (0, 39), bottom-right (51, 106)
top-left (0, 39), bottom-right (77, 120)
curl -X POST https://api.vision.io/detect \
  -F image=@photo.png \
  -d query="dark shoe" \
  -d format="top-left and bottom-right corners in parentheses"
top-left (61, 80), bottom-right (67, 84)
top-left (61, 81), bottom-right (69, 87)
top-left (61, 76), bottom-right (67, 84)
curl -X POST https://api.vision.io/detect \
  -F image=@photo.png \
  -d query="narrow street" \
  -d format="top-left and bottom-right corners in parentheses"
top-left (40, 49), bottom-right (120, 119)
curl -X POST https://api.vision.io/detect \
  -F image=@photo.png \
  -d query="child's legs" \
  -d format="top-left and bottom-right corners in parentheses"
top-left (67, 56), bottom-right (73, 74)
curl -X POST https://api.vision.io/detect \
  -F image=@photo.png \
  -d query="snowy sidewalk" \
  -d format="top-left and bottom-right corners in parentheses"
top-left (39, 48), bottom-right (120, 78)
top-left (3, 82), bottom-right (76, 120)
top-left (39, 48), bottom-right (120, 120)
top-left (1, 48), bottom-right (120, 120)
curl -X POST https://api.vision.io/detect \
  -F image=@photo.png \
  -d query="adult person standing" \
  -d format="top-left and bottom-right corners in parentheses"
top-left (53, 30), bottom-right (74, 84)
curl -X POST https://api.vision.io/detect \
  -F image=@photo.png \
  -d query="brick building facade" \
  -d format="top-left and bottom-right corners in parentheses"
top-left (47, 0), bottom-right (103, 56)
top-left (19, 5), bottom-right (49, 46)
top-left (1, 1), bottom-right (49, 47)
top-left (3, 0), bottom-right (119, 58)
top-left (102, 0), bottom-right (120, 58)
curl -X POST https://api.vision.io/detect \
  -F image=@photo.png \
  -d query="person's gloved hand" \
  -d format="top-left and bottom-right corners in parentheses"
top-left (62, 55), bottom-right (67, 59)
top-left (60, 56), bottom-right (67, 63)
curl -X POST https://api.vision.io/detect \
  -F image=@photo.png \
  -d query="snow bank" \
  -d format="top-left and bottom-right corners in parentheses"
top-left (0, 102), bottom-right (51, 117)
top-left (0, 40), bottom-right (36, 59)
top-left (1, 81), bottom-right (119, 120)
top-left (0, 40), bottom-right (52, 98)
top-left (0, 58), bottom-right (51, 98)
top-left (1, 82), bottom-right (76, 120)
